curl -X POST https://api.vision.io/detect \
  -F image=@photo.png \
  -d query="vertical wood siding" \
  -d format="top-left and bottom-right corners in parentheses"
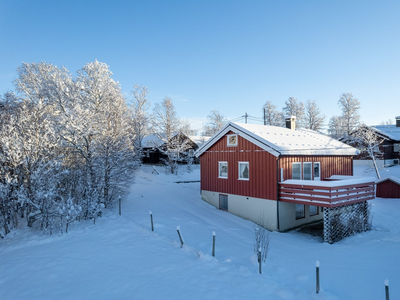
top-left (278, 155), bottom-right (353, 181)
top-left (200, 133), bottom-right (278, 200)
top-left (376, 180), bottom-right (400, 198)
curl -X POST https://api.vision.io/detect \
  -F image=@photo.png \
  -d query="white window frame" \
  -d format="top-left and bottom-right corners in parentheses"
top-left (188, 149), bottom-right (194, 157)
top-left (303, 162), bottom-right (312, 180)
top-left (238, 162), bottom-right (249, 180)
top-left (313, 162), bottom-right (321, 181)
top-left (218, 161), bottom-right (228, 179)
top-left (227, 134), bottom-right (238, 147)
top-left (292, 162), bottom-right (302, 180)
top-left (295, 204), bottom-right (305, 219)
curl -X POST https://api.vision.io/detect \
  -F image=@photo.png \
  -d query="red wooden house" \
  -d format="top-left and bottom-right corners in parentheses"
top-left (195, 119), bottom-right (375, 243)
top-left (376, 177), bottom-right (400, 198)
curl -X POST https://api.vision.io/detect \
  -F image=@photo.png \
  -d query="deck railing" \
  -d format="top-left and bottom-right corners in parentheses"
top-left (279, 177), bottom-right (375, 208)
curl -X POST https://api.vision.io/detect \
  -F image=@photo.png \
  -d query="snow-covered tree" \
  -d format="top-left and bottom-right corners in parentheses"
top-left (338, 92), bottom-right (361, 136)
top-left (203, 110), bottom-right (227, 136)
top-left (328, 115), bottom-right (345, 139)
top-left (262, 101), bottom-right (284, 126)
top-left (379, 119), bottom-right (393, 125)
top-left (130, 85), bottom-right (152, 160)
top-left (304, 100), bottom-right (325, 132)
top-left (1, 60), bottom-right (137, 234)
top-left (153, 97), bottom-right (189, 173)
top-left (343, 125), bottom-right (384, 179)
top-left (282, 97), bottom-right (305, 128)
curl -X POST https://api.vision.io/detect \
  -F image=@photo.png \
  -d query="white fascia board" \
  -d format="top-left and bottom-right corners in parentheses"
top-left (194, 122), bottom-right (281, 157)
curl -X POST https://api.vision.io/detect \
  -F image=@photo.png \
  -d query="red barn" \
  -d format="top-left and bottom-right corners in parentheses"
top-left (195, 120), bottom-right (375, 243)
top-left (376, 177), bottom-right (400, 198)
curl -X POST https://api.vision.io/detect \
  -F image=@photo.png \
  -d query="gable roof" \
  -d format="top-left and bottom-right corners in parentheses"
top-left (195, 122), bottom-right (359, 157)
top-left (370, 125), bottom-right (400, 141)
top-left (141, 135), bottom-right (164, 148)
top-left (376, 176), bottom-right (400, 185)
top-left (142, 133), bottom-right (201, 149)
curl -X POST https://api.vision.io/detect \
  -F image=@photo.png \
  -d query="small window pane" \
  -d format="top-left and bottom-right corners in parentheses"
top-left (310, 205), bottom-right (318, 216)
top-left (304, 162), bottom-right (312, 180)
top-left (239, 162), bottom-right (249, 180)
top-left (219, 194), bottom-right (228, 210)
top-left (295, 204), bottom-right (305, 219)
top-left (292, 163), bottom-right (301, 180)
top-left (219, 162), bottom-right (228, 178)
top-left (227, 134), bottom-right (238, 146)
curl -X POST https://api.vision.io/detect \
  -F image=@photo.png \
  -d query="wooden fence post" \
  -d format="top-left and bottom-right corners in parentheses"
top-left (385, 279), bottom-right (389, 300)
top-left (212, 231), bottom-right (216, 257)
top-left (258, 247), bottom-right (262, 274)
top-left (119, 196), bottom-right (121, 216)
top-left (177, 226), bottom-right (184, 248)
top-left (149, 211), bottom-right (154, 231)
top-left (316, 261), bottom-right (320, 294)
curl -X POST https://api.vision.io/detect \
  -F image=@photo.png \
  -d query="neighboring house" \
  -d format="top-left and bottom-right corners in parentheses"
top-left (376, 177), bottom-right (400, 198)
top-left (367, 117), bottom-right (400, 166)
top-left (345, 116), bottom-right (400, 166)
top-left (195, 118), bottom-right (375, 243)
top-left (141, 133), bottom-right (199, 164)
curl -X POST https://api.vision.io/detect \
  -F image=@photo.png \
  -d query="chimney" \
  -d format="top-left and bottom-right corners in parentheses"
top-left (285, 116), bottom-right (296, 130)
top-left (396, 116), bottom-right (400, 127)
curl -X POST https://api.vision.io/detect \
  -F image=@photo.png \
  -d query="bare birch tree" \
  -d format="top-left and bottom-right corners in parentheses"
top-left (262, 101), bottom-right (284, 126)
top-left (130, 85), bottom-right (151, 160)
top-left (328, 115), bottom-right (345, 139)
top-left (283, 97), bottom-right (305, 128)
top-left (304, 100), bottom-right (325, 132)
top-left (338, 92), bottom-right (361, 136)
top-left (153, 97), bottom-right (187, 173)
top-left (203, 110), bottom-right (227, 136)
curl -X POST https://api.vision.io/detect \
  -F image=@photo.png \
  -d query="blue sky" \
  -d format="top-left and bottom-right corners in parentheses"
top-left (1, 0), bottom-right (400, 131)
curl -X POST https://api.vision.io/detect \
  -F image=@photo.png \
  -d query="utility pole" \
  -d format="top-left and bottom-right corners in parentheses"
top-left (263, 107), bottom-right (266, 125)
top-left (243, 112), bottom-right (248, 124)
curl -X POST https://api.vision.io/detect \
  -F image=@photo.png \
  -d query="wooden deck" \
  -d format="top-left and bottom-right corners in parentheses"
top-left (279, 178), bottom-right (375, 208)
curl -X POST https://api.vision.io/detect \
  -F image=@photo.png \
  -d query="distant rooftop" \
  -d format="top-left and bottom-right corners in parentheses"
top-left (370, 125), bottom-right (400, 141)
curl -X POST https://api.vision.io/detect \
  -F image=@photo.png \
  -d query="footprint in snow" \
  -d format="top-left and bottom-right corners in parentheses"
top-left (295, 274), bottom-right (309, 282)
top-left (275, 289), bottom-right (295, 299)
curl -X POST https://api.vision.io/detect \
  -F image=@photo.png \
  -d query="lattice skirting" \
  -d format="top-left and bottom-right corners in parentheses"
top-left (323, 201), bottom-right (371, 244)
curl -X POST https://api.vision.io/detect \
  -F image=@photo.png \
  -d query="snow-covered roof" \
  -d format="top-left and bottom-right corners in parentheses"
top-left (195, 122), bottom-right (359, 157)
top-left (370, 125), bottom-right (400, 141)
top-left (141, 135), bottom-right (164, 148)
top-left (376, 176), bottom-right (400, 185)
top-left (189, 135), bottom-right (212, 147)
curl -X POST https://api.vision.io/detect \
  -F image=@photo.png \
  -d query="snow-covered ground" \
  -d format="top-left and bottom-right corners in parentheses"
top-left (1, 164), bottom-right (399, 300)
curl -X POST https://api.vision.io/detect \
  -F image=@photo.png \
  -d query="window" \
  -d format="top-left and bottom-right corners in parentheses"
top-left (188, 149), bottom-right (194, 156)
top-left (219, 162), bottom-right (228, 178)
top-left (303, 162), bottom-right (312, 180)
top-left (238, 162), bottom-right (249, 180)
top-left (394, 143), bottom-right (400, 152)
top-left (310, 205), bottom-right (318, 216)
top-left (313, 162), bottom-right (321, 181)
top-left (227, 134), bottom-right (238, 147)
top-left (219, 194), bottom-right (228, 210)
top-left (292, 162), bottom-right (301, 180)
top-left (295, 204), bottom-right (305, 219)
top-left (146, 149), bottom-right (150, 158)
